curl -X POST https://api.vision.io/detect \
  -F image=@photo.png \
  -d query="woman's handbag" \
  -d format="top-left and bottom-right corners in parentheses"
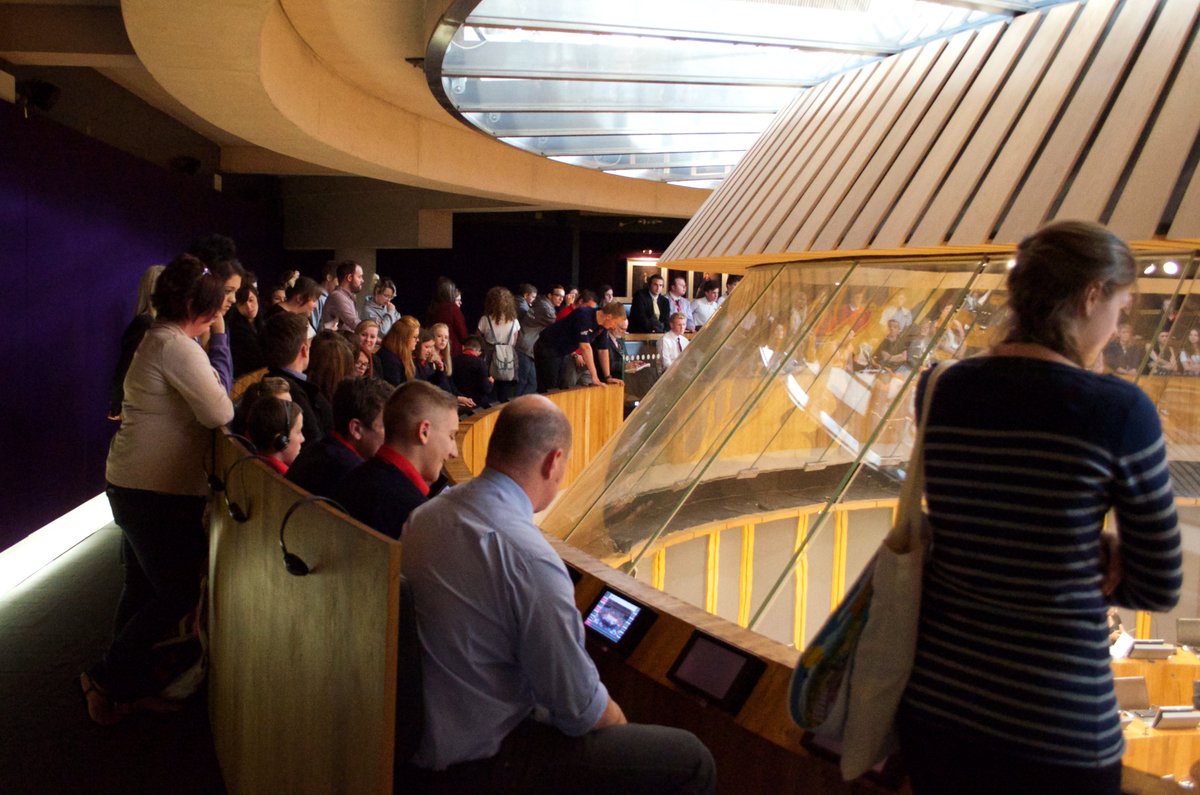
top-left (789, 361), bottom-right (954, 780)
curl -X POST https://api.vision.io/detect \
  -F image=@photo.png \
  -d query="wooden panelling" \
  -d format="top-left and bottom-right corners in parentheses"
top-left (907, 2), bottom-right (1078, 246)
top-left (784, 41), bottom-right (945, 252)
top-left (952, 0), bottom-right (1116, 244)
top-left (714, 71), bottom-right (864, 258)
top-left (1055, 0), bottom-right (1200, 222)
top-left (209, 440), bottom-right (400, 795)
top-left (452, 383), bottom-right (624, 491)
top-left (810, 29), bottom-right (977, 252)
top-left (1108, 28), bottom-right (1200, 238)
top-left (747, 56), bottom-right (901, 254)
top-left (873, 12), bottom-right (1039, 248)
top-left (661, 0), bottom-right (1200, 269)
top-left (994, 0), bottom-right (1156, 243)
top-left (839, 22), bottom-right (1005, 250)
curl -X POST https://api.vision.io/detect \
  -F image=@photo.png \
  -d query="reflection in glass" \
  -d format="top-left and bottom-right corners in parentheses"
top-left (546, 253), bottom-right (1199, 653)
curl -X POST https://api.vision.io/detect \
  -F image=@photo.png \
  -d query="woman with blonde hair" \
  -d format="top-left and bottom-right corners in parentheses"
top-left (378, 315), bottom-right (420, 385)
top-left (431, 322), bottom-right (454, 378)
top-left (355, 319), bottom-right (381, 377)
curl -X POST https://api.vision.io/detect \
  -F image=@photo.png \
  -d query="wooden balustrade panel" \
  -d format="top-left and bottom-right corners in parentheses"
top-left (454, 383), bottom-right (624, 491)
top-left (209, 436), bottom-right (400, 794)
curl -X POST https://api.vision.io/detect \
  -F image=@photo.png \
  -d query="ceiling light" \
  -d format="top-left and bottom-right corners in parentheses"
top-left (1005, 259), bottom-right (1016, 270)
top-left (1143, 264), bottom-right (1157, 275)
top-left (1163, 261), bottom-right (1179, 276)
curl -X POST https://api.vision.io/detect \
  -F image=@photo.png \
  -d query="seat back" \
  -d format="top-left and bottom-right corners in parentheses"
top-left (394, 575), bottom-right (424, 766)
top-left (1114, 676), bottom-right (1151, 711)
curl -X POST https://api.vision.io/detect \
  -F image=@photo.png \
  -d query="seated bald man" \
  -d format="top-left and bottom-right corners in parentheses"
top-left (331, 380), bottom-right (458, 539)
top-left (401, 396), bottom-right (715, 794)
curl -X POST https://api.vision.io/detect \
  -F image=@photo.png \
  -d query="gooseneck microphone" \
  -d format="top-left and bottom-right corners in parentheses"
top-left (279, 496), bottom-right (347, 577)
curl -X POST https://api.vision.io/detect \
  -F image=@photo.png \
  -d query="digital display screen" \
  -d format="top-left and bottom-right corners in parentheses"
top-left (672, 635), bottom-right (747, 700)
top-left (584, 591), bottom-right (642, 644)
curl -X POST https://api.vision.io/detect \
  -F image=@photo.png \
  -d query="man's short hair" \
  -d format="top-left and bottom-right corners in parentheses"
top-left (600, 301), bottom-right (627, 320)
top-left (336, 260), bottom-right (360, 282)
top-left (519, 283), bottom-right (537, 297)
top-left (669, 312), bottom-right (686, 323)
top-left (261, 311), bottom-right (310, 368)
top-left (647, 274), bottom-right (664, 286)
top-left (462, 335), bottom-right (483, 352)
top-left (332, 376), bottom-right (393, 436)
top-left (383, 380), bottom-right (458, 443)
top-left (287, 276), bottom-right (321, 303)
top-left (321, 261), bottom-right (338, 282)
top-left (577, 289), bottom-right (597, 305)
top-left (486, 396), bottom-right (571, 471)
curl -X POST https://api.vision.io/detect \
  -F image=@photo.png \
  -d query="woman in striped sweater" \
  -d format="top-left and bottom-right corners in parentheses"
top-left (898, 221), bottom-right (1182, 794)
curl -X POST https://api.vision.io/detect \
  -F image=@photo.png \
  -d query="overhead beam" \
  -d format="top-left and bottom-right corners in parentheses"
top-left (0, 5), bottom-right (136, 67)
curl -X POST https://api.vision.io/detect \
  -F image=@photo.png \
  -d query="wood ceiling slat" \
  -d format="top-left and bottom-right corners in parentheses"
top-left (1168, 151), bottom-right (1200, 240)
top-left (910, 2), bottom-right (1077, 247)
top-left (871, 11), bottom-right (1039, 248)
top-left (744, 53), bottom-right (905, 254)
top-left (785, 39), bottom-right (947, 252)
top-left (666, 86), bottom-right (819, 261)
top-left (1107, 21), bottom-right (1200, 239)
top-left (993, 0), bottom-right (1157, 243)
top-left (811, 29), bottom-right (977, 251)
top-left (711, 69), bottom-right (868, 257)
top-left (951, 0), bottom-right (1116, 244)
top-left (1055, 0), bottom-right (1199, 221)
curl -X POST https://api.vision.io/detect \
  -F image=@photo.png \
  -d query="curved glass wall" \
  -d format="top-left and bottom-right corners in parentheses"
top-left (543, 253), bottom-right (1200, 650)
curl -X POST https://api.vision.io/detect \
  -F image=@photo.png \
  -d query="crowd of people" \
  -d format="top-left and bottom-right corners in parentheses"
top-left (92, 236), bottom-right (719, 791)
top-left (92, 224), bottom-right (1188, 794)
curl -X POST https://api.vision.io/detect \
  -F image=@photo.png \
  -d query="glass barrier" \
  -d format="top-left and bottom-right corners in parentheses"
top-left (545, 252), bottom-right (1200, 653)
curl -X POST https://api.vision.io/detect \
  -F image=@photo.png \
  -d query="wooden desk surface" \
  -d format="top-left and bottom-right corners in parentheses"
top-left (1124, 716), bottom-right (1200, 781)
top-left (1113, 651), bottom-right (1200, 708)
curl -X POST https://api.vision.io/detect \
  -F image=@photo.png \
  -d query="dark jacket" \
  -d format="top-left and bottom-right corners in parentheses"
top-left (452, 353), bottom-right (493, 408)
top-left (267, 367), bottom-right (332, 449)
top-left (377, 347), bottom-right (410, 386)
top-left (227, 308), bottom-right (265, 377)
top-left (109, 313), bottom-right (153, 416)
top-left (332, 458), bottom-right (427, 540)
top-left (286, 435), bottom-right (362, 497)
top-left (630, 289), bottom-right (671, 333)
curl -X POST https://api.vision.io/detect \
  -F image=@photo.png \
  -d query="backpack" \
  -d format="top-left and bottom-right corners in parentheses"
top-left (481, 316), bottom-right (518, 382)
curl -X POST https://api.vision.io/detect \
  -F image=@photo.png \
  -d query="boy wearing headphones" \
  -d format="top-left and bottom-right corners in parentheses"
top-left (245, 397), bottom-right (304, 475)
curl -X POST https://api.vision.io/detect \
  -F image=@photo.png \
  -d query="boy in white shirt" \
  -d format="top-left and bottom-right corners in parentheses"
top-left (659, 313), bottom-right (689, 372)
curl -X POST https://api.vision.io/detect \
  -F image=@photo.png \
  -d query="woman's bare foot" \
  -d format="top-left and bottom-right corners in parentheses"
top-left (80, 672), bottom-right (129, 726)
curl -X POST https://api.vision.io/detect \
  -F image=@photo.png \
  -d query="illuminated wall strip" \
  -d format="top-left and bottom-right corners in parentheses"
top-left (830, 509), bottom-right (848, 605)
top-left (705, 531), bottom-right (720, 614)
top-left (1136, 610), bottom-right (1152, 640)
top-left (738, 524), bottom-right (755, 627)
top-left (794, 514), bottom-right (809, 649)
top-left (651, 548), bottom-right (666, 591)
top-left (0, 493), bottom-right (111, 598)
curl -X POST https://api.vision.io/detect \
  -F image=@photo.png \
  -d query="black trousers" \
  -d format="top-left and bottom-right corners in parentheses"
top-left (90, 484), bottom-right (207, 701)
top-left (897, 713), bottom-right (1121, 795)
top-left (401, 719), bottom-right (715, 795)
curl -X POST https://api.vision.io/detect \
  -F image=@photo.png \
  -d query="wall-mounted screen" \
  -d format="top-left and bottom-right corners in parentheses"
top-left (667, 632), bottom-right (765, 715)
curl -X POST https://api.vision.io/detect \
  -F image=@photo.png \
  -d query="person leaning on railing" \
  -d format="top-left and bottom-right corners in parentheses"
top-left (896, 221), bottom-right (1182, 795)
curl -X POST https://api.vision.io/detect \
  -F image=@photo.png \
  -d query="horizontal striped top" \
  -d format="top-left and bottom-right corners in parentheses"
top-left (900, 356), bottom-right (1182, 767)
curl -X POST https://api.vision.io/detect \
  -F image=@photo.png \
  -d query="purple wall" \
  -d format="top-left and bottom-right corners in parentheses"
top-left (0, 103), bottom-right (282, 551)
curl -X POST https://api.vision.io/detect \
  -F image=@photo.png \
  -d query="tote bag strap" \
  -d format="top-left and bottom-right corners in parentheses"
top-left (885, 361), bottom-right (955, 553)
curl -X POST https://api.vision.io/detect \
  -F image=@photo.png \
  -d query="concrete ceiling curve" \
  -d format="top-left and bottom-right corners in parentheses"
top-left (120, 0), bottom-right (707, 217)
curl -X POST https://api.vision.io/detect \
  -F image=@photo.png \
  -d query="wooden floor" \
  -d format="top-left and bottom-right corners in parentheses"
top-left (0, 524), bottom-right (226, 795)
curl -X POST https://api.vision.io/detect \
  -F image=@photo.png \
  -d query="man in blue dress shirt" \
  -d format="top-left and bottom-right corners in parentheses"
top-left (402, 396), bottom-right (714, 793)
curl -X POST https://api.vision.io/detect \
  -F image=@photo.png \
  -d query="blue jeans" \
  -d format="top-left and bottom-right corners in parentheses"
top-left (90, 484), bottom-right (207, 700)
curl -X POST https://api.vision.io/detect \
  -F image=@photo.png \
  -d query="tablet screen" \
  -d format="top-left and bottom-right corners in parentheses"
top-left (583, 591), bottom-right (642, 644)
top-left (672, 634), bottom-right (746, 701)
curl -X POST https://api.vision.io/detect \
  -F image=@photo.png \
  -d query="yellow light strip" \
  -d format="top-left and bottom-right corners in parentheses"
top-left (831, 509), bottom-right (848, 605)
top-left (651, 548), bottom-right (666, 591)
top-left (794, 514), bottom-right (808, 649)
top-left (705, 531), bottom-right (720, 614)
top-left (1136, 610), bottom-right (1152, 640)
top-left (738, 524), bottom-right (755, 627)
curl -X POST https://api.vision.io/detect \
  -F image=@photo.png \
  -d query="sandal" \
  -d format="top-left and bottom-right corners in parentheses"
top-left (80, 672), bottom-right (130, 726)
